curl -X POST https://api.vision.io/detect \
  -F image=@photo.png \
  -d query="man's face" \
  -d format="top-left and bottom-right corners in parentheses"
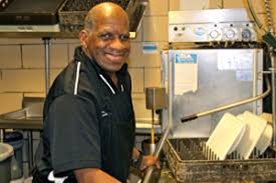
top-left (85, 15), bottom-right (130, 73)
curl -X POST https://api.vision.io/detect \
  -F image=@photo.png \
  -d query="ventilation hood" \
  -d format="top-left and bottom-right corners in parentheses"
top-left (0, 0), bottom-right (148, 39)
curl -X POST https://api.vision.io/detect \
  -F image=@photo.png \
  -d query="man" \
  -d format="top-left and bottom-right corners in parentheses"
top-left (32, 2), bottom-right (159, 183)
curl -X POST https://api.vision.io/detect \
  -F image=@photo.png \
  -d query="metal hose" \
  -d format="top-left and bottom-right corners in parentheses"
top-left (247, 0), bottom-right (276, 146)
top-left (264, 0), bottom-right (276, 146)
top-left (264, 0), bottom-right (275, 33)
top-left (181, 75), bottom-right (271, 122)
top-left (246, 0), bottom-right (267, 33)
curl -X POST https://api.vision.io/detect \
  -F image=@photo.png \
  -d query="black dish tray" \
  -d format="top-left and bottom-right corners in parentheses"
top-left (58, 0), bottom-right (130, 33)
top-left (164, 138), bottom-right (276, 182)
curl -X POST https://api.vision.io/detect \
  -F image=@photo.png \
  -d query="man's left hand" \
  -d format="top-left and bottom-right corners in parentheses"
top-left (140, 155), bottom-right (161, 171)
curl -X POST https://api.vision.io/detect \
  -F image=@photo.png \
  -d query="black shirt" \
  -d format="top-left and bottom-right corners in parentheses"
top-left (34, 46), bottom-right (135, 182)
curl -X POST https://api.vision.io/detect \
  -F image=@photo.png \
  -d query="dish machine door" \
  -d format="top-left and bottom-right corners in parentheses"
top-left (161, 48), bottom-right (263, 138)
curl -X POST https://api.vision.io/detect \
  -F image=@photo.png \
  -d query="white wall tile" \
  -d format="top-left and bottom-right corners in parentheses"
top-left (69, 44), bottom-right (80, 62)
top-left (23, 93), bottom-right (45, 98)
top-left (128, 68), bottom-right (144, 93)
top-left (0, 70), bottom-right (45, 92)
top-left (145, 68), bottom-right (162, 88)
top-left (22, 45), bottom-right (44, 68)
top-left (0, 45), bottom-right (21, 68)
top-left (132, 93), bottom-right (152, 120)
top-left (169, 0), bottom-right (181, 11)
top-left (128, 42), bottom-right (166, 68)
top-left (0, 93), bottom-right (23, 114)
top-left (22, 44), bottom-right (68, 69)
top-left (130, 25), bottom-right (143, 42)
top-left (143, 16), bottom-right (168, 42)
top-left (50, 69), bottom-right (63, 85)
top-left (50, 44), bottom-right (69, 68)
top-left (145, 0), bottom-right (169, 15)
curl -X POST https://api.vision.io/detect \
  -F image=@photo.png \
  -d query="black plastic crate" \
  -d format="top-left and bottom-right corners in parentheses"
top-left (58, 0), bottom-right (130, 32)
top-left (164, 138), bottom-right (276, 182)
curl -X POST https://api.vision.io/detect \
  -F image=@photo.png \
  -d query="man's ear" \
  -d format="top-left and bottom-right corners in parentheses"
top-left (79, 30), bottom-right (89, 48)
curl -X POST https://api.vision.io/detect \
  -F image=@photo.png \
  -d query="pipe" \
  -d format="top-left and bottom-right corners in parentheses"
top-left (141, 125), bottom-right (171, 183)
top-left (246, 0), bottom-right (267, 34)
top-left (264, 0), bottom-right (276, 146)
top-left (181, 75), bottom-right (271, 122)
top-left (43, 38), bottom-right (51, 94)
top-left (264, 0), bottom-right (274, 34)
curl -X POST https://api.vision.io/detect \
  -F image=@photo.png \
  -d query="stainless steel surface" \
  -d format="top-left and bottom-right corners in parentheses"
top-left (169, 9), bottom-right (257, 42)
top-left (146, 87), bottom-right (166, 142)
top-left (0, 97), bottom-right (44, 130)
top-left (181, 75), bottom-right (271, 122)
top-left (162, 48), bottom-right (264, 138)
top-left (0, 0), bottom-right (65, 25)
top-left (135, 122), bottom-right (162, 134)
top-left (145, 87), bottom-right (166, 110)
top-left (0, 24), bottom-right (60, 33)
top-left (169, 9), bottom-right (252, 24)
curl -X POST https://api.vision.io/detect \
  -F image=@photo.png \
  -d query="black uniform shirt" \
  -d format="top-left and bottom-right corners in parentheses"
top-left (35, 46), bottom-right (135, 182)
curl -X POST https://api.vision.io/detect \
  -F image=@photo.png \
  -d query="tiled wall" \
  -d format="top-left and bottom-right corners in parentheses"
top-left (0, 0), bottom-right (275, 177)
top-left (0, 0), bottom-right (275, 120)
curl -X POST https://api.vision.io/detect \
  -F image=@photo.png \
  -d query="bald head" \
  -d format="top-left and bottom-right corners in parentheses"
top-left (84, 2), bottom-right (129, 32)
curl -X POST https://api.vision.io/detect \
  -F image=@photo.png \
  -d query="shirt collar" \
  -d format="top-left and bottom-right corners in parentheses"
top-left (73, 46), bottom-right (128, 77)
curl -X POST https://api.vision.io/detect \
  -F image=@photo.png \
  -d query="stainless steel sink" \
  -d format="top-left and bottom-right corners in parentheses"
top-left (0, 97), bottom-right (44, 171)
top-left (0, 97), bottom-right (44, 130)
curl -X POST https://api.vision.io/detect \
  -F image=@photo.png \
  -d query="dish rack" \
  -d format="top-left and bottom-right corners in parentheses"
top-left (163, 138), bottom-right (276, 182)
top-left (58, 0), bottom-right (130, 34)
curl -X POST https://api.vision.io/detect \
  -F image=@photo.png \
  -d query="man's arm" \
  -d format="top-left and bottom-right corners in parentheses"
top-left (74, 168), bottom-right (121, 183)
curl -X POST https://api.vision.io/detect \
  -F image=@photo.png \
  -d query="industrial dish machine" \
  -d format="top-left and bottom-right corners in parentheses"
top-left (160, 8), bottom-right (276, 182)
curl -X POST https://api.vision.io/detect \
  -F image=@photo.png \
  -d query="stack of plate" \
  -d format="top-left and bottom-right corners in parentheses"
top-left (206, 113), bottom-right (246, 160)
top-left (206, 111), bottom-right (271, 160)
top-left (236, 111), bottom-right (267, 159)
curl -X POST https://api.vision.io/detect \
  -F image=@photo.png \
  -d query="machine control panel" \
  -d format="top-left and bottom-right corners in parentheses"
top-left (169, 9), bottom-right (257, 43)
top-left (169, 23), bottom-right (256, 43)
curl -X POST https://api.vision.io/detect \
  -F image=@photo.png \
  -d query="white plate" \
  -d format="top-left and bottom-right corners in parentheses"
top-left (255, 113), bottom-right (273, 155)
top-left (227, 123), bottom-right (246, 155)
top-left (236, 111), bottom-right (267, 159)
top-left (206, 113), bottom-right (246, 160)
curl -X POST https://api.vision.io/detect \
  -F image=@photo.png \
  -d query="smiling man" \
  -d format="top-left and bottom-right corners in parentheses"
top-left (32, 2), bottom-right (158, 183)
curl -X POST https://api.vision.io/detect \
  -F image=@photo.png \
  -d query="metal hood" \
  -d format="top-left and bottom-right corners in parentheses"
top-left (0, 0), bottom-right (148, 39)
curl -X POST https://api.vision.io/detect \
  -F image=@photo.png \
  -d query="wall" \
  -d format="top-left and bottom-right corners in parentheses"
top-left (0, 0), bottom-right (275, 177)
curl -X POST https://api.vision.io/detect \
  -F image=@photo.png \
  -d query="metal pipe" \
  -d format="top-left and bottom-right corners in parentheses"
top-left (246, 0), bottom-right (267, 34)
top-left (141, 124), bottom-right (171, 183)
top-left (264, 0), bottom-right (276, 146)
top-left (264, 0), bottom-right (274, 34)
top-left (43, 38), bottom-right (51, 94)
top-left (271, 66), bottom-right (276, 145)
top-left (181, 75), bottom-right (271, 122)
top-left (28, 131), bottom-right (33, 172)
